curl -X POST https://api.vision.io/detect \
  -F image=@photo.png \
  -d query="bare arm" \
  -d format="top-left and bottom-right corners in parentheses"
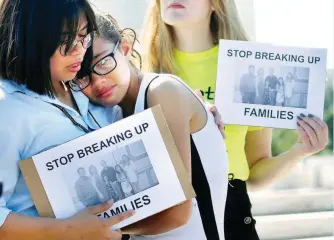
top-left (122, 77), bottom-right (206, 235)
top-left (245, 128), bottom-right (303, 191)
top-left (0, 212), bottom-right (66, 240)
top-left (246, 115), bottom-right (329, 191)
top-left (0, 202), bottom-right (134, 240)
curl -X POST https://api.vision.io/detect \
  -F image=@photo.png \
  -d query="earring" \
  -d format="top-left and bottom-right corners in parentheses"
top-left (61, 81), bottom-right (68, 92)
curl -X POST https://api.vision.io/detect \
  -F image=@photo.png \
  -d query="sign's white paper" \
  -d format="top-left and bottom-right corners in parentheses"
top-left (31, 108), bottom-right (187, 229)
top-left (215, 40), bottom-right (327, 129)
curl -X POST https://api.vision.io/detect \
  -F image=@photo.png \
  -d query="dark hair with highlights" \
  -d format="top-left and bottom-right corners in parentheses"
top-left (79, 12), bottom-right (142, 79)
top-left (0, 0), bottom-right (97, 97)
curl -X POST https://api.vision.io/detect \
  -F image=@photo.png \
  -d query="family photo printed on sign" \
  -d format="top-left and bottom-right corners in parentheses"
top-left (63, 140), bottom-right (159, 210)
top-left (235, 65), bottom-right (309, 109)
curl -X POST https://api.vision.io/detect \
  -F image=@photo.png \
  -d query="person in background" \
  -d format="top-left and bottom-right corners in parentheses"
top-left (263, 79), bottom-right (271, 105)
top-left (89, 165), bottom-right (110, 202)
top-left (121, 155), bottom-right (140, 193)
top-left (239, 65), bottom-right (257, 104)
top-left (101, 160), bottom-right (125, 198)
top-left (276, 77), bottom-right (285, 106)
top-left (141, 0), bottom-right (329, 239)
top-left (266, 68), bottom-right (278, 106)
top-left (75, 167), bottom-right (101, 207)
top-left (256, 68), bottom-right (265, 104)
top-left (103, 176), bottom-right (121, 202)
top-left (284, 72), bottom-right (295, 107)
top-left (70, 12), bottom-right (228, 239)
top-left (115, 164), bottom-right (134, 198)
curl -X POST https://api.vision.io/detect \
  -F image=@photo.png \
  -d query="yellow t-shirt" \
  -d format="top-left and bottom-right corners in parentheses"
top-left (174, 46), bottom-right (262, 181)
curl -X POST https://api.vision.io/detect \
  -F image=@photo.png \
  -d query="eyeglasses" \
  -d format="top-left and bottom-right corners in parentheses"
top-left (92, 39), bottom-right (120, 75)
top-left (69, 40), bottom-right (120, 92)
top-left (60, 32), bottom-right (93, 56)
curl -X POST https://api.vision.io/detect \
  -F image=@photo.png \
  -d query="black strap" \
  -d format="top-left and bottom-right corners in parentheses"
top-left (50, 103), bottom-right (100, 133)
top-left (143, 76), bottom-right (160, 109)
top-left (119, 77), bottom-right (161, 240)
top-left (16, 90), bottom-right (101, 133)
top-left (191, 137), bottom-right (220, 239)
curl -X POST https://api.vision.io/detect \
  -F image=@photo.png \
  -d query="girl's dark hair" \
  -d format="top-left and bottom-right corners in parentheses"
top-left (0, 0), bottom-right (97, 97)
top-left (80, 12), bottom-right (142, 78)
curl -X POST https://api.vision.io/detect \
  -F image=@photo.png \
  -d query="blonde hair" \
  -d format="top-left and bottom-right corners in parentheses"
top-left (141, 0), bottom-right (248, 73)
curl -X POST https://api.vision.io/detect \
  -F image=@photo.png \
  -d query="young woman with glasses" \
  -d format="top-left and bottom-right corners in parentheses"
top-left (72, 13), bottom-right (228, 240)
top-left (0, 1), bottom-right (134, 239)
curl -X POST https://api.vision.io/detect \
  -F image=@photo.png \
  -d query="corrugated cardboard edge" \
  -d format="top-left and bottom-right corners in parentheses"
top-left (19, 158), bottom-right (55, 218)
top-left (151, 105), bottom-right (196, 200)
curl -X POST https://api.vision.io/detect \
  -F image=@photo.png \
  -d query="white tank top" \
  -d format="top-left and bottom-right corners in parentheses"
top-left (130, 73), bottom-right (228, 240)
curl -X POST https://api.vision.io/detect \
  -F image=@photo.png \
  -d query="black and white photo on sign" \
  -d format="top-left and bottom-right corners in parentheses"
top-left (215, 40), bottom-right (327, 129)
top-left (62, 139), bottom-right (159, 210)
top-left (234, 63), bottom-right (309, 109)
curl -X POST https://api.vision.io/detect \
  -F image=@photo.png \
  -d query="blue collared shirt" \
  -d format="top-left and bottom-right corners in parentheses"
top-left (0, 79), bottom-right (122, 227)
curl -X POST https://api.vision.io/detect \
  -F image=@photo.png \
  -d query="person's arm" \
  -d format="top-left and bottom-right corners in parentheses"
top-left (194, 89), bottom-right (225, 138)
top-left (0, 139), bottom-right (134, 240)
top-left (246, 115), bottom-right (329, 191)
top-left (0, 212), bottom-right (68, 240)
top-left (0, 202), bottom-right (134, 240)
top-left (0, 125), bottom-right (133, 239)
top-left (122, 77), bottom-right (206, 235)
top-left (0, 97), bottom-right (135, 239)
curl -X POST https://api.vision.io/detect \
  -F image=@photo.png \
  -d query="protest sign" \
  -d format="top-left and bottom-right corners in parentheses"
top-left (215, 40), bottom-right (327, 129)
top-left (20, 105), bottom-right (195, 229)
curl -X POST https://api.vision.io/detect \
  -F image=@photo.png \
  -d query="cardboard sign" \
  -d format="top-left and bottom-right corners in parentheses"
top-left (20, 105), bottom-right (195, 229)
top-left (215, 40), bottom-right (327, 129)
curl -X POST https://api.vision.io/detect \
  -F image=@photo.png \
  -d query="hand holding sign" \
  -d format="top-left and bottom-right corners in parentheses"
top-left (195, 89), bottom-right (226, 139)
top-left (293, 114), bottom-right (329, 157)
top-left (63, 200), bottom-right (135, 240)
top-left (19, 106), bottom-right (196, 230)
